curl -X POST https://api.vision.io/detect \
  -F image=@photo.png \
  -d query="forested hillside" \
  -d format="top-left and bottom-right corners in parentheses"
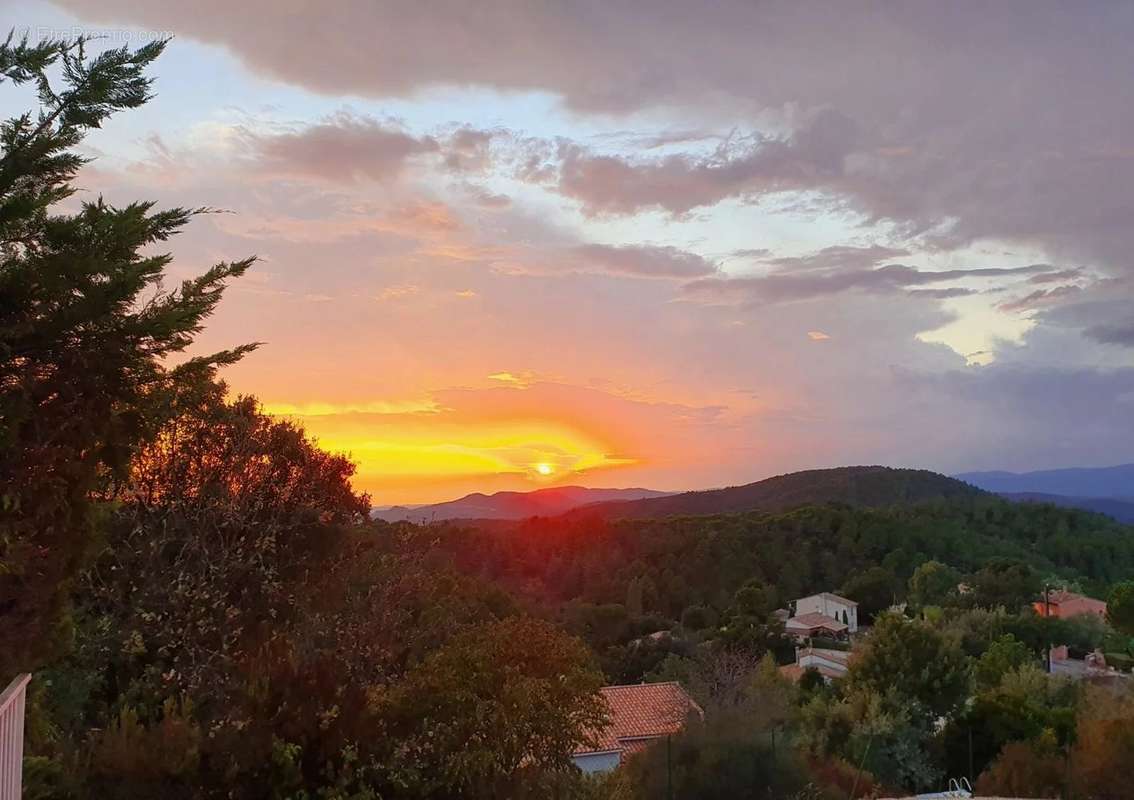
top-left (570, 466), bottom-right (986, 520)
top-left (418, 497), bottom-right (1134, 615)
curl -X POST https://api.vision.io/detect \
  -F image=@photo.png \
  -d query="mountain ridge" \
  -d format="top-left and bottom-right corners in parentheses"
top-left (563, 465), bottom-right (986, 520)
top-left (371, 485), bottom-right (673, 522)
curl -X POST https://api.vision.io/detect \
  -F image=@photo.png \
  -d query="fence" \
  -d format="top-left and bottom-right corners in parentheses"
top-left (0, 674), bottom-right (30, 800)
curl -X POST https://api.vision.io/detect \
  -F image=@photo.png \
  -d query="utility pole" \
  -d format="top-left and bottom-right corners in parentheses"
top-left (968, 726), bottom-right (974, 784)
top-left (667, 734), bottom-right (673, 800)
top-left (1044, 583), bottom-right (1053, 673)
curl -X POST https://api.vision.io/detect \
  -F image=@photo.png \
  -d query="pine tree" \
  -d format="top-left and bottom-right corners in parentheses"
top-left (0, 32), bottom-right (255, 675)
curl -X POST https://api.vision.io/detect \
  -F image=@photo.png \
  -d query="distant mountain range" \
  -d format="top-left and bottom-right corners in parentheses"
top-left (955, 464), bottom-right (1134, 498)
top-left (567, 466), bottom-right (984, 520)
top-left (955, 464), bottom-right (1134, 523)
top-left (371, 486), bottom-right (673, 522)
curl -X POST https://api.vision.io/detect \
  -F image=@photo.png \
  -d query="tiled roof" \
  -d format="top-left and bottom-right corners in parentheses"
top-left (813, 591), bottom-right (858, 606)
top-left (785, 612), bottom-right (848, 632)
top-left (1048, 589), bottom-right (1107, 607)
top-left (574, 682), bottom-right (701, 756)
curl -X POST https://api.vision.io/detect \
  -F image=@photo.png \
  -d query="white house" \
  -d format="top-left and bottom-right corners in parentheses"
top-left (794, 592), bottom-right (858, 633)
top-left (784, 612), bottom-right (848, 641)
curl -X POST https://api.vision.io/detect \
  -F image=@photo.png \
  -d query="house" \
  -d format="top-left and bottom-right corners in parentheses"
top-left (784, 612), bottom-right (849, 641)
top-left (1033, 589), bottom-right (1108, 620)
top-left (794, 592), bottom-right (859, 632)
top-left (779, 645), bottom-right (852, 683)
top-left (1049, 645), bottom-right (1129, 685)
top-left (572, 682), bottom-right (702, 774)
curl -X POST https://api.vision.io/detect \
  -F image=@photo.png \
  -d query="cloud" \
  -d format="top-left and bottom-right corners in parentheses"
top-left (376, 284), bottom-right (421, 301)
top-left (442, 127), bottom-right (495, 173)
top-left (1084, 320), bottom-right (1134, 347)
top-left (487, 371), bottom-right (536, 387)
top-left (556, 108), bottom-right (857, 216)
top-left (572, 243), bottom-right (718, 278)
top-left (461, 184), bottom-right (512, 208)
top-left (684, 262), bottom-right (1055, 306)
top-left (998, 285), bottom-right (1082, 314)
top-left (763, 244), bottom-right (909, 273)
top-left (891, 364), bottom-right (1134, 471)
top-left (906, 288), bottom-right (978, 300)
top-left (247, 112), bottom-right (439, 183)
top-left (1023, 277), bottom-right (1134, 348)
top-left (53, 2), bottom-right (1134, 274)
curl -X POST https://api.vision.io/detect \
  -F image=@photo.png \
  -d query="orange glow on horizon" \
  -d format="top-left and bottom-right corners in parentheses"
top-left (265, 402), bottom-right (639, 504)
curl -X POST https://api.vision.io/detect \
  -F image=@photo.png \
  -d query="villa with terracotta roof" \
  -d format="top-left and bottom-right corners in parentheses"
top-left (784, 611), bottom-right (849, 640)
top-left (779, 591), bottom-right (859, 642)
top-left (572, 682), bottom-right (702, 774)
top-left (1033, 589), bottom-right (1107, 620)
top-left (795, 591), bottom-right (859, 632)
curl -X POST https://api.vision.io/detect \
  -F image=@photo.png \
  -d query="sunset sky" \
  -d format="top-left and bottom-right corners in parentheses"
top-left (7, 1), bottom-right (1134, 503)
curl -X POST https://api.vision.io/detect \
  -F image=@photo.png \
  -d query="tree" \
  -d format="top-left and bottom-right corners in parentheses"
top-left (1107, 581), bottom-right (1134, 636)
top-left (386, 617), bottom-right (609, 797)
top-left (975, 738), bottom-right (1066, 799)
top-left (841, 566), bottom-right (895, 623)
top-left (943, 664), bottom-right (1078, 781)
top-left (846, 613), bottom-right (969, 718)
top-left (34, 390), bottom-right (374, 794)
top-left (1067, 685), bottom-right (1134, 800)
top-left (73, 390), bottom-right (368, 706)
top-left (0, 33), bottom-right (254, 675)
top-left (844, 689), bottom-right (943, 792)
top-left (973, 634), bottom-right (1033, 690)
top-left (680, 604), bottom-right (716, 632)
top-left (731, 578), bottom-right (775, 618)
top-left (908, 560), bottom-right (961, 609)
top-left (970, 558), bottom-right (1040, 611)
top-left (621, 706), bottom-right (808, 800)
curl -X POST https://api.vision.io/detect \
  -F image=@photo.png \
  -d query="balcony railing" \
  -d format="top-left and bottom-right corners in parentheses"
top-left (0, 674), bottom-right (30, 800)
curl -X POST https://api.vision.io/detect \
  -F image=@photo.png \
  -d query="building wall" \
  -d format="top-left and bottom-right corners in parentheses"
top-left (796, 595), bottom-right (858, 632)
top-left (798, 651), bottom-right (849, 677)
top-left (572, 751), bottom-right (621, 774)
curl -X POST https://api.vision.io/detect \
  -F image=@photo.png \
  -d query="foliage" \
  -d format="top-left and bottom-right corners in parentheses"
top-left (0, 32), bottom-right (254, 675)
top-left (942, 665), bottom-right (1078, 780)
top-left (1108, 580), bottom-right (1134, 636)
top-left (418, 499), bottom-right (1134, 644)
top-left (844, 689), bottom-right (942, 792)
top-left (384, 616), bottom-right (608, 797)
top-left (840, 566), bottom-right (896, 622)
top-left (907, 559), bottom-right (960, 609)
top-left (969, 558), bottom-right (1041, 612)
top-left (972, 634), bottom-right (1034, 690)
top-left (621, 702), bottom-right (807, 800)
top-left (1065, 685), bottom-right (1134, 800)
top-left (975, 737), bottom-right (1066, 799)
top-left (846, 613), bottom-right (970, 718)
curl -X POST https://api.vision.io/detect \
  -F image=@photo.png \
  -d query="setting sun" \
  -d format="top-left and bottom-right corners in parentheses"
top-left (535, 462), bottom-right (555, 476)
